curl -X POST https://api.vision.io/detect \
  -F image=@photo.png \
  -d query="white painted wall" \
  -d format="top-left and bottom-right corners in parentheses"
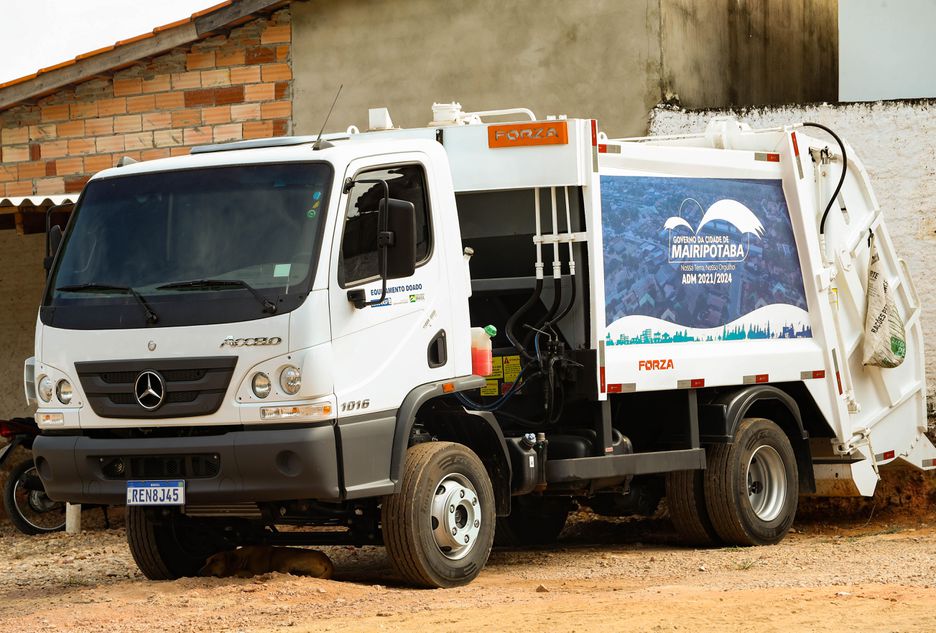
top-left (840, 0), bottom-right (936, 101)
top-left (650, 101), bottom-right (936, 410)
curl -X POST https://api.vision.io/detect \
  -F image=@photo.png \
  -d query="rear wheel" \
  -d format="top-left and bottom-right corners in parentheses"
top-left (382, 442), bottom-right (495, 588)
top-left (665, 469), bottom-right (720, 546)
top-left (494, 495), bottom-right (571, 547)
top-left (3, 459), bottom-right (66, 535)
top-left (126, 508), bottom-right (228, 579)
top-left (704, 418), bottom-right (798, 546)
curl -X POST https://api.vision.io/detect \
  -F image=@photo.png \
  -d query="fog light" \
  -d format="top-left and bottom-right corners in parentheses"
top-left (102, 458), bottom-right (126, 478)
top-left (37, 375), bottom-right (53, 403)
top-left (260, 404), bottom-right (332, 421)
top-left (252, 372), bottom-right (271, 398)
top-left (279, 366), bottom-right (301, 395)
top-left (56, 380), bottom-right (73, 405)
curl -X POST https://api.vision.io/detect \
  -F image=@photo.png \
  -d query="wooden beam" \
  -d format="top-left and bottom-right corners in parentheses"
top-left (14, 211), bottom-right (23, 235)
top-left (0, 23), bottom-right (198, 110)
top-left (195, 0), bottom-right (287, 36)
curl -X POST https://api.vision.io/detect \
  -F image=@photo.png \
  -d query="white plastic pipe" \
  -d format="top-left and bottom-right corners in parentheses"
top-left (534, 188), bottom-right (544, 280)
top-left (465, 107), bottom-right (537, 122)
top-left (65, 503), bottom-right (81, 534)
top-left (550, 187), bottom-right (561, 279)
top-left (563, 187), bottom-right (575, 275)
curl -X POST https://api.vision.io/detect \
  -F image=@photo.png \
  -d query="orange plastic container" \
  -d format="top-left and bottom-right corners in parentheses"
top-left (470, 325), bottom-right (497, 376)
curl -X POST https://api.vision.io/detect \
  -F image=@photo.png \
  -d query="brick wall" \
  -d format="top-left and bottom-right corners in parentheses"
top-left (0, 8), bottom-right (293, 198)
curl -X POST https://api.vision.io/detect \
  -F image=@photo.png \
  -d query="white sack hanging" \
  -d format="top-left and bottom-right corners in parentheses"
top-left (862, 233), bottom-right (906, 368)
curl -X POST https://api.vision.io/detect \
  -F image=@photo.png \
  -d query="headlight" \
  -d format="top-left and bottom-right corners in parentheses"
top-left (37, 375), bottom-right (53, 403)
top-left (279, 366), bottom-right (301, 395)
top-left (56, 380), bottom-right (73, 405)
top-left (252, 372), bottom-right (271, 398)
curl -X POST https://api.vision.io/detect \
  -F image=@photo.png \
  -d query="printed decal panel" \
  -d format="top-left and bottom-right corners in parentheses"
top-left (601, 175), bottom-right (811, 346)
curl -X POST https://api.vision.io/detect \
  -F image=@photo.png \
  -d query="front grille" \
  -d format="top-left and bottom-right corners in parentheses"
top-left (99, 368), bottom-right (208, 384)
top-left (76, 356), bottom-right (237, 419)
top-left (99, 454), bottom-right (221, 480)
top-left (108, 391), bottom-right (200, 405)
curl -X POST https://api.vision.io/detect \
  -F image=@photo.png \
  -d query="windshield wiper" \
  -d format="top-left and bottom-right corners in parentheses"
top-left (56, 283), bottom-right (159, 324)
top-left (155, 279), bottom-right (277, 314)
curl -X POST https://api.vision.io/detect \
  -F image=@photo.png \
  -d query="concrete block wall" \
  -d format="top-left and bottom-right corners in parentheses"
top-left (0, 9), bottom-right (293, 197)
top-left (0, 231), bottom-right (45, 419)
top-left (650, 101), bottom-right (936, 408)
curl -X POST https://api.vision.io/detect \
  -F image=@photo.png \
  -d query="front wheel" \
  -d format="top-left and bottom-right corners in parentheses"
top-left (704, 417), bottom-right (798, 546)
top-left (126, 508), bottom-right (229, 579)
top-left (382, 442), bottom-right (495, 588)
top-left (3, 459), bottom-right (66, 535)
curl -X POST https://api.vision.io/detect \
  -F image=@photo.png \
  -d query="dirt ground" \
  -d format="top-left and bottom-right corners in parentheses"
top-left (1, 465), bottom-right (936, 633)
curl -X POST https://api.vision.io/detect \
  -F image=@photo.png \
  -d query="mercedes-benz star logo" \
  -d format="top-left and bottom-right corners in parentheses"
top-left (134, 370), bottom-right (165, 411)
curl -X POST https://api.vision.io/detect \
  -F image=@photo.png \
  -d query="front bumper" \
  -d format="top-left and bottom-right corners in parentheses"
top-left (33, 425), bottom-right (342, 505)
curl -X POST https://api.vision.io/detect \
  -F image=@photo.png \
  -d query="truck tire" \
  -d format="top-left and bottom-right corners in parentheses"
top-left (665, 469), bottom-right (720, 546)
top-left (494, 496), bottom-right (570, 547)
top-left (382, 441), bottom-right (495, 588)
top-left (704, 418), bottom-right (798, 546)
top-left (126, 508), bottom-right (225, 580)
top-left (3, 459), bottom-right (66, 535)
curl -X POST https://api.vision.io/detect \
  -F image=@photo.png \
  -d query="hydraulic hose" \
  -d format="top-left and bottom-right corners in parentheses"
top-left (545, 186), bottom-right (577, 330)
top-left (506, 187), bottom-right (546, 359)
top-left (523, 187), bottom-right (563, 350)
top-left (800, 122), bottom-right (847, 236)
top-left (506, 278), bottom-right (543, 360)
top-left (455, 366), bottom-right (535, 412)
top-left (548, 274), bottom-right (576, 329)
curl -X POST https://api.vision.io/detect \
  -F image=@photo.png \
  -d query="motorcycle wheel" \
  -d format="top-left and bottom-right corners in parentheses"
top-left (3, 459), bottom-right (66, 535)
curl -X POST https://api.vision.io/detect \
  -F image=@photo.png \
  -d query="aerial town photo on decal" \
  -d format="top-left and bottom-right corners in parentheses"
top-left (602, 175), bottom-right (812, 346)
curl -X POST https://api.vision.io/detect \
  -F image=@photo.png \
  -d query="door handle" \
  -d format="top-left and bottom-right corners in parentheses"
top-left (428, 330), bottom-right (447, 368)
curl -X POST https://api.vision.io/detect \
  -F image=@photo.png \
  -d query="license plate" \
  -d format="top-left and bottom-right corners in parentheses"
top-left (126, 480), bottom-right (185, 506)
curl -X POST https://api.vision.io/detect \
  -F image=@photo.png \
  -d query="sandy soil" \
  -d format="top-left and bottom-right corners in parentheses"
top-left (1, 496), bottom-right (936, 633)
top-left (2, 449), bottom-right (935, 632)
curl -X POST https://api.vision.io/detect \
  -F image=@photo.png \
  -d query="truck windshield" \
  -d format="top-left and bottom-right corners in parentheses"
top-left (43, 162), bottom-right (332, 329)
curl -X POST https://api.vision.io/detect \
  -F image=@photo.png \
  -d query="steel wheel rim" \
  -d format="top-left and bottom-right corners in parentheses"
top-left (13, 467), bottom-right (65, 531)
top-left (746, 445), bottom-right (786, 522)
top-left (430, 473), bottom-right (481, 560)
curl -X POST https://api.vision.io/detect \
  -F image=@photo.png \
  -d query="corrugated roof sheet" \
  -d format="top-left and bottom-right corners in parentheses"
top-left (0, 195), bottom-right (78, 208)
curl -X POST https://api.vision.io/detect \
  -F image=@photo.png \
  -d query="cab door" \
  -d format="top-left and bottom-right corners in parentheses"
top-left (328, 154), bottom-right (453, 495)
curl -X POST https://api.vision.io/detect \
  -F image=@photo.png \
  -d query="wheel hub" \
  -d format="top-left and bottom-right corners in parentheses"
top-left (28, 490), bottom-right (59, 512)
top-left (430, 474), bottom-right (481, 560)
top-left (746, 445), bottom-right (787, 522)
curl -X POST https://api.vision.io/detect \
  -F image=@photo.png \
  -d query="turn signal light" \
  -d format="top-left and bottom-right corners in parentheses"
top-left (35, 412), bottom-right (64, 425)
top-left (260, 404), bottom-right (332, 421)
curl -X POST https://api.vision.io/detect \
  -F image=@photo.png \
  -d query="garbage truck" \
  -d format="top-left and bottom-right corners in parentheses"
top-left (27, 102), bottom-right (935, 588)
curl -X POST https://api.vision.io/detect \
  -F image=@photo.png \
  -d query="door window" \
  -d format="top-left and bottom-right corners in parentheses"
top-left (339, 164), bottom-right (432, 287)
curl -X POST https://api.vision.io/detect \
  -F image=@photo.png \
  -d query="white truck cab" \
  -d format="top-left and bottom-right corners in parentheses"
top-left (29, 103), bottom-right (935, 588)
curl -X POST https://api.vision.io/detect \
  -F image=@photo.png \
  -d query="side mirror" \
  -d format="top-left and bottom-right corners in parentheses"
top-left (43, 201), bottom-right (72, 275)
top-left (43, 225), bottom-right (63, 274)
top-left (381, 198), bottom-right (416, 280)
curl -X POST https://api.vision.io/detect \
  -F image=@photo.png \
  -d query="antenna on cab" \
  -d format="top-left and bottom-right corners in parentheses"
top-left (312, 84), bottom-right (343, 151)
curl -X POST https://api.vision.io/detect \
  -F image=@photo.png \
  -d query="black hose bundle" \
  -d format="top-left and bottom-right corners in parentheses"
top-left (800, 122), bottom-right (847, 236)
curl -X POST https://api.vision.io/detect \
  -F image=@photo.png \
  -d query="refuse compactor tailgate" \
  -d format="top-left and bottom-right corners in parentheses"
top-left (596, 121), bottom-right (934, 496)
